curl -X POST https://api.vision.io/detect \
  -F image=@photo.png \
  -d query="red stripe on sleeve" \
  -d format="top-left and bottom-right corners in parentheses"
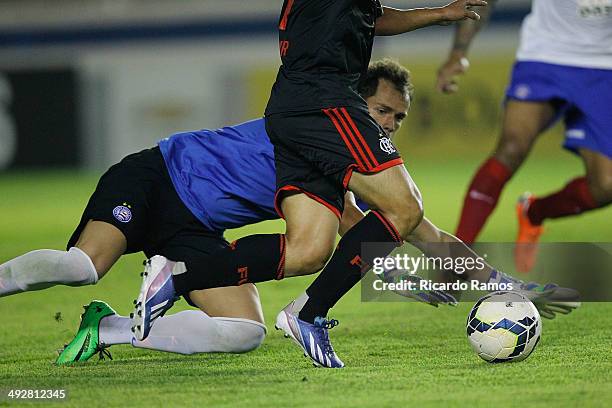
top-left (279, 0), bottom-right (295, 30)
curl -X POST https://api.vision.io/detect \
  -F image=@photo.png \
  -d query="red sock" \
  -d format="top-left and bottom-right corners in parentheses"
top-left (527, 177), bottom-right (598, 225)
top-left (456, 157), bottom-right (512, 243)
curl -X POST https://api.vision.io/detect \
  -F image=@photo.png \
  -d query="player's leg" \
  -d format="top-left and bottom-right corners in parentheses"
top-left (125, 166), bottom-right (298, 344)
top-left (524, 148), bottom-right (611, 227)
top-left (188, 283), bottom-right (264, 322)
top-left (455, 61), bottom-right (569, 243)
top-left (525, 65), bottom-right (612, 222)
top-left (57, 285), bottom-right (267, 364)
top-left (60, 234), bottom-right (268, 363)
top-left (168, 147), bottom-right (340, 296)
top-left (493, 100), bottom-right (558, 172)
top-left (0, 246), bottom-right (100, 297)
top-left (270, 107), bottom-right (426, 367)
top-left (129, 148), bottom-right (337, 342)
top-left (296, 164), bottom-right (421, 323)
top-left (73, 220), bottom-right (126, 278)
top-left (514, 65), bottom-right (612, 272)
top-left (167, 194), bottom-right (338, 295)
top-left (276, 168), bottom-right (417, 368)
top-left (582, 149), bottom-right (612, 205)
top-left (131, 284), bottom-right (266, 354)
top-left (264, 107), bottom-right (411, 367)
top-left (515, 160), bottom-right (600, 274)
top-left (281, 192), bottom-right (339, 276)
top-left (1, 148), bottom-right (167, 298)
top-left (120, 285), bottom-right (266, 357)
top-left (455, 99), bottom-right (555, 242)
top-left (0, 206), bottom-right (127, 297)
top-left (348, 165), bottom-right (423, 233)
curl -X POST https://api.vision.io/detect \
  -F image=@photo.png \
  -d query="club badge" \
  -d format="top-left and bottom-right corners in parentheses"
top-left (113, 203), bottom-right (132, 223)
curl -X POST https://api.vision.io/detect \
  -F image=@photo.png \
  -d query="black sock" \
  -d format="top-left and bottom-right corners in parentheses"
top-left (172, 234), bottom-right (286, 295)
top-left (298, 211), bottom-right (402, 323)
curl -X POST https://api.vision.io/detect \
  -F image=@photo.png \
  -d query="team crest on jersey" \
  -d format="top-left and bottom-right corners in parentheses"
top-left (379, 136), bottom-right (397, 155)
top-left (113, 204), bottom-right (132, 223)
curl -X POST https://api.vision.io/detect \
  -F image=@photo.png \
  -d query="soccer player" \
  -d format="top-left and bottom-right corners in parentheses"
top-left (437, 0), bottom-right (612, 272)
top-left (2, 59), bottom-right (448, 364)
top-left (136, 0), bottom-right (575, 369)
top-left (60, 57), bottom-right (572, 365)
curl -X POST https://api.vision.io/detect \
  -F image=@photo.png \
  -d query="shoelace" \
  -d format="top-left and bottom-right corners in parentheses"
top-left (320, 318), bottom-right (339, 330)
top-left (315, 319), bottom-right (339, 355)
top-left (96, 343), bottom-right (113, 361)
top-left (56, 343), bottom-right (113, 362)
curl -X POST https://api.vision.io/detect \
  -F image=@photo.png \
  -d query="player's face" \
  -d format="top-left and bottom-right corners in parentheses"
top-left (366, 79), bottom-right (410, 138)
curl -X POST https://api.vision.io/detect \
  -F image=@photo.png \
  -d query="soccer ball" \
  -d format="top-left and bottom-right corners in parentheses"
top-left (466, 291), bottom-right (541, 363)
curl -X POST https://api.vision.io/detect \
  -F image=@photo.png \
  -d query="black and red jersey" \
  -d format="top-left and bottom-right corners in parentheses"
top-left (265, 0), bottom-right (384, 115)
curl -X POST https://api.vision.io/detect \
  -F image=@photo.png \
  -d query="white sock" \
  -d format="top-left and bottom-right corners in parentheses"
top-left (131, 310), bottom-right (266, 355)
top-left (289, 292), bottom-right (309, 313)
top-left (99, 315), bottom-right (133, 345)
top-left (0, 247), bottom-right (98, 297)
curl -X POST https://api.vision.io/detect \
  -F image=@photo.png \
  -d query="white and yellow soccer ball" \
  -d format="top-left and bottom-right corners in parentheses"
top-left (467, 291), bottom-right (541, 363)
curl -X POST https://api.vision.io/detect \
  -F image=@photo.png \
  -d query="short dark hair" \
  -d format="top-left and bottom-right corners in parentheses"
top-left (358, 58), bottom-right (414, 101)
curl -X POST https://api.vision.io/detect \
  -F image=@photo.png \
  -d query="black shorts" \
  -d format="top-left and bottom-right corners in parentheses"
top-left (67, 147), bottom-right (229, 263)
top-left (265, 106), bottom-right (403, 218)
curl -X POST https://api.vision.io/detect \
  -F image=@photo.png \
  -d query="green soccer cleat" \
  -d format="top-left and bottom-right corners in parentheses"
top-left (55, 300), bottom-right (116, 365)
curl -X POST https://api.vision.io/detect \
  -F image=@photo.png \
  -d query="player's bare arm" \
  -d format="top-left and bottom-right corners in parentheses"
top-left (406, 217), bottom-right (492, 282)
top-left (340, 190), bottom-right (491, 283)
top-left (375, 0), bottom-right (488, 36)
top-left (436, 0), bottom-right (498, 93)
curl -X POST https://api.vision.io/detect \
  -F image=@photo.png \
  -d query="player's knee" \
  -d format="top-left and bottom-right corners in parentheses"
top-left (496, 132), bottom-right (532, 170)
top-left (75, 249), bottom-right (106, 279)
top-left (587, 174), bottom-right (612, 205)
top-left (285, 234), bottom-right (335, 275)
top-left (294, 245), bottom-right (334, 275)
top-left (12, 248), bottom-right (98, 292)
top-left (377, 192), bottom-right (424, 238)
top-left (74, 242), bottom-right (119, 279)
top-left (62, 248), bottom-right (100, 286)
top-left (393, 201), bottom-right (424, 238)
top-left (236, 324), bottom-right (266, 353)
top-left (220, 319), bottom-right (266, 353)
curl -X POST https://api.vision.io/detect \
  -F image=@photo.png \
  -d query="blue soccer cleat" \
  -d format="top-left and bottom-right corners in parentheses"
top-left (132, 255), bottom-right (183, 341)
top-left (275, 305), bottom-right (344, 368)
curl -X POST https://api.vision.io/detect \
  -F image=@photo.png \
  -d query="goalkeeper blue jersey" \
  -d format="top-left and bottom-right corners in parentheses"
top-left (158, 118), bottom-right (278, 232)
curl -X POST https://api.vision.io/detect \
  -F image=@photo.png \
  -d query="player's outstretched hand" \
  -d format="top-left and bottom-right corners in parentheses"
top-left (440, 0), bottom-right (488, 24)
top-left (436, 54), bottom-right (470, 94)
top-left (518, 283), bottom-right (581, 320)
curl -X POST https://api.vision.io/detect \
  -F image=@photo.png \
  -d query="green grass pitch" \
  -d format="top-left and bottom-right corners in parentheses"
top-left (1, 150), bottom-right (611, 407)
